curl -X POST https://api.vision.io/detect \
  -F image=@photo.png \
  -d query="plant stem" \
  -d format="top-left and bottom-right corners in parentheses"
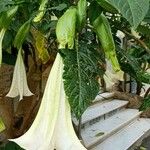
top-left (123, 30), bottom-right (150, 54)
top-left (144, 87), bottom-right (150, 98)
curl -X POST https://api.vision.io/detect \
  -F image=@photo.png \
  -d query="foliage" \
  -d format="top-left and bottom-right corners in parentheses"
top-left (61, 39), bottom-right (105, 118)
top-left (116, 46), bottom-right (150, 84)
top-left (56, 7), bottom-right (77, 49)
top-left (0, 0), bottom-right (150, 119)
top-left (0, 141), bottom-right (24, 150)
top-left (106, 0), bottom-right (150, 28)
top-left (140, 95), bottom-right (150, 111)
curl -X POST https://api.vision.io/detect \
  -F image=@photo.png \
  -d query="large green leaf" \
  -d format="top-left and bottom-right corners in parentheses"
top-left (96, 0), bottom-right (118, 13)
top-left (0, 6), bottom-right (18, 29)
top-left (14, 20), bottom-right (31, 49)
top-left (107, 0), bottom-right (150, 28)
top-left (0, 141), bottom-right (24, 150)
top-left (61, 41), bottom-right (105, 119)
top-left (0, 0), bottom-right (14, 14)
top-left (88, 1), bottom-right (102, 23)
top-left (77, 0), bottom-right (87, 31)
top-left (144, 7), bottom-right (150, 23)
top-left (90, 13), bottom-right (121, 72)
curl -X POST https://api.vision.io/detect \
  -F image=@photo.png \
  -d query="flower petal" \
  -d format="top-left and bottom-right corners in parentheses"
top-left (9, 54), bottom-right (86, 150)
top-left (6, 48), bottom-right (33, 100)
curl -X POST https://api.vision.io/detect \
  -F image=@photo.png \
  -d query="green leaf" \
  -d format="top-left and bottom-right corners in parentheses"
top-left (0, 0), bottom-right (14, 14)
top-left (61, 41), bottom-right (104, 119)
top-left (0, 141), bottom-right (24, 150)
top-left (0, 118), bottom-right (5, 133)
top-left (140, 95), bottom-right (150, 111)
top-left (107, 0), bottom-right (150, 28)
top-left (144, 7), bottom-right (150, 23)
top-left (14, 20), bottom-right (31, 49)
top-left (137, 25), bottom-right (150, 36)
top-left (0, 6), bottom-right (18, 29)
top-left (116, 46), bottom-right (150, 84)
top-left (96, 0), bottom-right (118, 13)
top-left (49, 3), bottom-right (67, 11)
top-left (77, 0), bottom-right (87, 31)
top-left (91, 14), bottom-right (121, 72)
top-left (88, 1), bottom-right (102, 23)
top-left (33, 0), bottom-right (48, 22)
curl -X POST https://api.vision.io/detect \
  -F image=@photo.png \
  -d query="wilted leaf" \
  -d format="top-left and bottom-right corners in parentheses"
top-left (31, 28), bottom-right (50, 64)
top-left (95, 132), bottom-right (105, 137)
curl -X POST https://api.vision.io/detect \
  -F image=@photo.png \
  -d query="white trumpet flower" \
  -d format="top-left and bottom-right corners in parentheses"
top-left (6, 49), bottom-right (33, 100)
top-left (104, 59), bottom-right (124, 90)
top-left (10, 53), bottom-right (86, 150)
top-left (0, 28), bottom-right (6, 66)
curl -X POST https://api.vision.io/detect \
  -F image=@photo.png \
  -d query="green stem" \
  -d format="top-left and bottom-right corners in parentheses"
top-left (75, 34), bottom-right (82, 139)
top-left (75, 34), bottom-right (82, 118)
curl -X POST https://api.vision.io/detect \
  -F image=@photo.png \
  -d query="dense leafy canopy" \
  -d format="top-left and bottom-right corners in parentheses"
top-left (0, 0), bottom-right (150, 136)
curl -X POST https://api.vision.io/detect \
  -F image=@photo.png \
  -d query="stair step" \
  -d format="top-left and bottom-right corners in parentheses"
top-left (82, 109), bottom-right (141, 149)
top-left (82, 99), bottom-right (128, 125)
top-left (91, 118), bottom-right (150, 150)
top-left (73, 100), bottom-right (128, 128)
top-left (93, 92), bottom-right (114, 103)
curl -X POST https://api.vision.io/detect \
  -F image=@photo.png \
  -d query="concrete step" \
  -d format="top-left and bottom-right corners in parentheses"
top-left (91, 118), bottom-right (150, 150)
top-left (93, 92), bottom-right (114, 104)
top-left (73, 99), bottom-right (128, 128)
top-left (82, 109), bottom-right (141, 149)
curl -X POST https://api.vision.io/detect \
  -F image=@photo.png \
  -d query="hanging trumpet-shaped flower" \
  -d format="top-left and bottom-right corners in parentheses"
top-left (9, 53), bottom-right (86, 150)
top-left (6, 49), bottom-right (33, 100)
top-left (0, 28), bottom-right (6, 66)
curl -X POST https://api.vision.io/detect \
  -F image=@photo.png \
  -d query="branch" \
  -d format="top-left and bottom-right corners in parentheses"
top-left (144, 87), bottom-right (150, 98)
top-left (123, 30), bottom-right (150, 54)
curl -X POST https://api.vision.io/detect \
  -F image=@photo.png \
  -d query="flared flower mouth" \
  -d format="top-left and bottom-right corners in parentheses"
top-left (9, 54), bottom-right (86, 150)
top-left (6, 48), bottom-right (33, 100)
